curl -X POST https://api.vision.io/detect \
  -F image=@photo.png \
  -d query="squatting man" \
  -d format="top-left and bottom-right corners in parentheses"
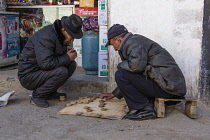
top-left (101, 24), bottom-right (186, 121)
top-left (18, 14), bottom-right (83, 108)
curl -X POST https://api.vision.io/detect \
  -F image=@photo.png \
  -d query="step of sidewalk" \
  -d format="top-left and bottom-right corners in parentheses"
top-left (0, 66), bottom-right (109, 94)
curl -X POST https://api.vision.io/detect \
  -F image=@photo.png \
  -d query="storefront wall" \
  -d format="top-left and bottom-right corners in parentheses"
top-left (108, 0), bottom-right (204, 99)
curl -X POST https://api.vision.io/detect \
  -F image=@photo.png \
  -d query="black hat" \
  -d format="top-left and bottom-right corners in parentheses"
top-left (105, 24), bottom-right (128, 47)
top-left (61, 14), bottom-right (83, 39)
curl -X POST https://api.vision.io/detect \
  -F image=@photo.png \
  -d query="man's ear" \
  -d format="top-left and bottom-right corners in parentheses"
top-left (117, 37), bottom-right (123, 43)
top-left (115, 37), bottom-right (119, 41)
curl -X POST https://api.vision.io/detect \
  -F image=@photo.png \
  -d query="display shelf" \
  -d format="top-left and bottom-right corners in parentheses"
top-left (8, 5), bottom-right (75, 14)
top-left (7, 5), bottom-right (75, 52)
top-left (0, 11), bottom-right (19, 15)
top-left (8, 5), bottom-right (75, 9)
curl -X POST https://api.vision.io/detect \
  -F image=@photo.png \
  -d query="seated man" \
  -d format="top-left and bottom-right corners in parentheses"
top-left (101, 24), bottom-right (186, 121)
top-left (18, 14), bottom-right (83, 108)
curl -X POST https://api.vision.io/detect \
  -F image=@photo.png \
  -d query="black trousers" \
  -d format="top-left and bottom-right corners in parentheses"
top-left (20, 61), bottom-right (77, 98)
top-left (115, 68), bottom-right (175, 111)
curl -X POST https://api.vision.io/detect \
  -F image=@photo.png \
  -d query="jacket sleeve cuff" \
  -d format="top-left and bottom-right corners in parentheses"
top-left (112, 87), bottom-right (124, 99)
top-left (63, 54), bottom-right (72, 65)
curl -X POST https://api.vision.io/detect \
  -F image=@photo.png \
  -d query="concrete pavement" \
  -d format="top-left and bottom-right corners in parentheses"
top-left (0, 65), bottom-right (109, 94)
top-left (0, 65), bottom-right (210, 140)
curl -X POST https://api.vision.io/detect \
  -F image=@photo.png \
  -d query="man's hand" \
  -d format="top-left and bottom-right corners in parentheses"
top-left (101, 93), bottom-right (115, 100)
top-left (67, 48), bottom-right (77, 61)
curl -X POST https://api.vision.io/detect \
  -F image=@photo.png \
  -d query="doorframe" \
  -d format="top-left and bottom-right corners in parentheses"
top-left (200, 0), bottom-right (210, 105)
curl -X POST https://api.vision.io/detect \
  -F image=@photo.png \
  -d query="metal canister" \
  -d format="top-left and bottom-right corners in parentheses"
top-left (82, 30), bottom-right (99, 75)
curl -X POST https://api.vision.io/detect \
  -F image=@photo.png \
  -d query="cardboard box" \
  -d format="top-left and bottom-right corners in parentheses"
top-left (74, 0), bottom-right (79, 5)
top-left (75, 7), bottom-right (98, 17)
top-left (74, 45), bottom-right (82, 66)
top-left (98, 51), bottom-right (108, 77)
top-left (75, 56), bottom-right (82, 67)
top-left (98, 0), bottom-right (107, 25)
top-left (73, 39), bottom-right (82, 66)
top-left (99, 26), bottom-right (108, 51)
top-left (79, 0), bottom-right (94, 7)
top-left (74, 46), bottom-right (82, 57)
top-left (73, 39), bottom-right (82, 48)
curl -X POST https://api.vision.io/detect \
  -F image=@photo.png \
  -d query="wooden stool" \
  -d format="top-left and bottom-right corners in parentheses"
top-left (154, 98), bottom-right (197, 119)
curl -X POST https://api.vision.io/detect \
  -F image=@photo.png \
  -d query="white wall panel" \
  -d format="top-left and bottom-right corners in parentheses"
top-left (108, 0), bottom-right (204, 98)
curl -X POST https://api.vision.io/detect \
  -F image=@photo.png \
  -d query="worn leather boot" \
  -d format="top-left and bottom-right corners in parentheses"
top-left (30, 97), bottom-right (49, 108)
top-left (124, 104), bottom-right (156, 121)
top-left (45, 92), bottom-right (67, 100)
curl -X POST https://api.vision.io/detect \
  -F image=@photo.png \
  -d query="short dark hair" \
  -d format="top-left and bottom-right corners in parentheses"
top-left (117, 32), bottom-right (128, 38)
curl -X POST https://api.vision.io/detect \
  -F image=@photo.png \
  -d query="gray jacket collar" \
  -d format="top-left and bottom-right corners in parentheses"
top-left (118, 33), bottom-right (133, 51)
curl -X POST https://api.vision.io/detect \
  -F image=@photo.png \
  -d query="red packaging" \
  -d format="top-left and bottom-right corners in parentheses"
top-left (75, 7), bottom-right (98, 17)
top-left (46, 0), bottom-right (57, 5)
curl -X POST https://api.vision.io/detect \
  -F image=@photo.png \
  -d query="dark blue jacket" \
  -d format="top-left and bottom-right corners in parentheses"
top-left (18, 20), bottom-right (71, 80)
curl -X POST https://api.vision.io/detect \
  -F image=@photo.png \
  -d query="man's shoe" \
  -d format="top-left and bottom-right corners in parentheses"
top-left (126, 104), bottom-right (154, 116)
top-left (124, 112), bottom-right (156, 121)
top-left (45, 92), bottom-right (67, 100)
top-left (30, 97), bottom-right (49, 108)
top-left (124, 105), bottom-right (156, 121)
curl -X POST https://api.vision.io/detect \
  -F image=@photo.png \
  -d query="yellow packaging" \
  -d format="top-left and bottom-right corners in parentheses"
top-left (79, 0), bottom-right (94, 7)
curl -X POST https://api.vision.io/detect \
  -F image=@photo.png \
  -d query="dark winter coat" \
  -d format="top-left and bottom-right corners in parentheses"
top-left (18, 20), bottom-right (71, 80)
top-left (113, 33), bottom-right (186, 98)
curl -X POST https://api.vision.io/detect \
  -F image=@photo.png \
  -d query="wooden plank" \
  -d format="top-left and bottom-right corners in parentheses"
top-left (156, 98), bottom-right (197, 102)
top-left (154, 98), bottom-right (165, 117)
top-left (156, 98), bottom-right (198, 119)
top-left (185, 101), bottom-right (197, 119)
